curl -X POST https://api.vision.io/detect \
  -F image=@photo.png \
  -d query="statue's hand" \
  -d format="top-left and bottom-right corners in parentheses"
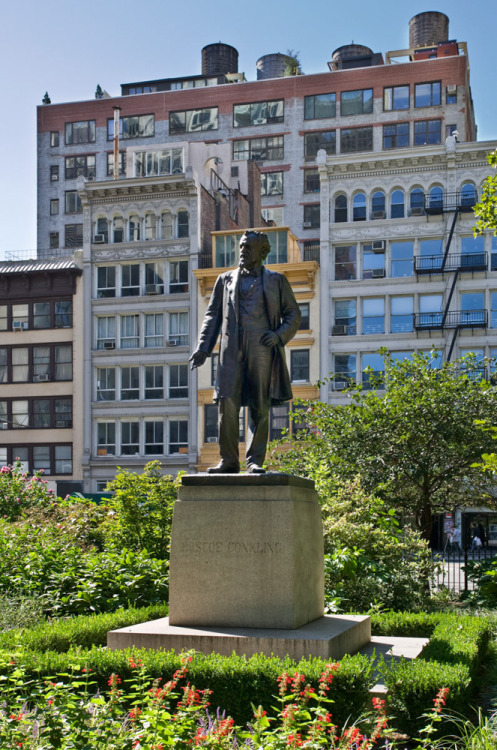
top-left (189, 350), bottom-right (208, 370)
top-left (260, 331), bottom-right (281, 348)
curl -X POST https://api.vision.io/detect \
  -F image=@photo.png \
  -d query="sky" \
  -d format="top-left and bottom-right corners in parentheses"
top-left (1, 0), bottom-right (496, 258)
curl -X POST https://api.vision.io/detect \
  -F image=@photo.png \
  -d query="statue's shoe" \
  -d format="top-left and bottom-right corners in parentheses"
top-left (246, 463), bottom-right (266, 474)
top-left (206, 462), bottom-right (240, 474)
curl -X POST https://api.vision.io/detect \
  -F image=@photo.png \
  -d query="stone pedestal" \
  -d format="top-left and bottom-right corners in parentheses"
top-left (168, 474), bottom-right (324, 630)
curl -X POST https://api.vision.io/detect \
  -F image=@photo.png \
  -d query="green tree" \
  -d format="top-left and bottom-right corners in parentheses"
top-left (268, 352), bottom-right (497, 538)
top-left (95, 84), bottom-right (104, 99)
top-left (474, 149), bottom-right (497, 234)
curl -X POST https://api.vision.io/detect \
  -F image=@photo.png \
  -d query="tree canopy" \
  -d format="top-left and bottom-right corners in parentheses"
top-left (474, 149), bottom-right (497, 234)
top-left (268, 352), bottom-right (497, 538)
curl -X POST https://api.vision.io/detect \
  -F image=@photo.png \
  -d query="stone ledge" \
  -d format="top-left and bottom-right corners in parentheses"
top-left (181, 473), bottom-right (314, 489)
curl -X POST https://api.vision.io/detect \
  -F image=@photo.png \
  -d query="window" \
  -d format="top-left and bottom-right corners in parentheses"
top-left (96, 316), bottom-right (116, 349)
top-left (362, 298), bottom-right (384, 334)
top-left (446, 124), bottom-right (457, 138)
top-left (50, 165), bottom-right (59, 182)
top-left (169, 364), bottom-right (188, 398)
top-left (334, 195), bottom-right (347, 223)
top-left (299, 303), bottom-right (310, 330)
top-left (31, 302), bottom-right (48, 329)
top-left (64, 224), bottom-right (83, 247)
top-left (121, 366), bottom-right (139, 399)
top-left (429, 186), bottom-right (443, 211)
top-left (391, 190), bottom-right (405, 219)
top-left (112, 217), bottom-right (124, 243)
top-left (50, 199), bottom-right (59, 215)
top-left (353, 193), bottom-right (366, 221)
top-left (170, 107), bottom-right (218, 134)
top-left (303, 204), bottom-right (319, 229)
top-left (215, 234), bottom-right (240, 268)
top-left (261, 172), bottom-right (283, 196)
top-left (177, 210), bottom-right (189, 238)
top-left (334, 299), bottom-right (356, 334)
top-left (144, 213), bottom-right (157, 241)
top-left (33, 446), bottom-right (51, 473)
top-left (232, 136), bottom-right (284, 161)
top-left (65, 191), bottom-right (82, 214)
top-left (414, 119), bottom-right (441, 146)
top-left (0, 349), bottom-right (6, 383)
top-left (55, 345), bottom-right (72, 380)
top-left (391, 241), bottom-right (413, 277)
top-left (371, 191), bottom-right (386, 219)
top-left (266, 230), bottom-right (288, 264)
top-left (291, 350), bottom-right (309, 382)
top-left (491, 292), bottom-right (497, 328)
top-left (204, 404), bottom-right (218, 442)
top-left (168, 420), bottom-right (188, 455)
top-left (32, 399), bottom-right (50, 428)
top-left (12, 401), bottom-right (29, 428)
top-left (97, 423), bottom-right (115, 456)
top-left (121, 265), bottom-right (140, 296)
top-left (383, 85), bottom-right (409, 111)
top-left (145, 366), bottom-right (163, 399)
top-left (107, 152), bottom-right (126, 177)
top-left (128, 215), bottom-right (141, 242)
top-left (420, 238), bottom-right (443, 271)
top-left (341, 127), bottom-right (373, 153)
top-left (169, 260), bottom-right (189, 293)
top-left (446, 86), bottom-right (457, 104)
top-left (144, 313), bottom-right (163, 347)
top-left (362, 352), bottom-right (385, 389)
top-left (410, 188), bottom-right (424, 213)
top-left (65, 120), bottom-right (96, 144)
top-left (50, 132), bottom-right (59, 147)
top-left (383, 123), bottom-right (409, 149)
top-left (49, 232), bottom-right (59, 249)
top-left (270, 405), bottom-right (289, 441)
top-left (12, 304), bottom-right (28, 330)
top-left (304, 169), bottom-right (319, 193)
top-left (460, 292), bottom-right (485, 325)
top-left (211, 354), bottom-right (219, 386)
top-left (419, 294), bottom-right (443, 328)
top-left (65, 155), bottom-right (96, 179)
top-left (233, 100), bottom-right (283, 127)
top-left (97, 367), bottom-right (116, 401)
top-left (97, 266), bottom-right (116, 298)
top-left (304, 131), bottom-right (336, 157)
top-left (492, 237), bottom-right (497, 272)
top-left (145, 421), bottom-right (164, 454)
top-left (55, 399), bottom-right (72, 428)
top-left (461, 236), bottom-right (485, 267)
top-left (121, 422), bottom-right (140, 455)
top-left (335, 245), bottom-right (356, 280)
top-left (333, 354), bottom-right (356, 389)
top-left (362, 243), bottom-right (385, 279)
top-left (120, 315), bottom-right (139, 348)
top-left (414, 81), bottom-right (441, 107)
top-left (33, 346), bottom-right (50, 380)
top-left (169, 312), bottom-right (188, 346)
top-left (144, 262), bottom-right (163, 294)
top-left (391, 296), bottom-right (414, 333)
top-left (304, 93), bottom-right (336, 119)
top-left (461, 183), bottom-right (477, 208)
top-left (0, 307), bottom-right (6, 331)
top-left (134, 148), bottom-right (183, 177)
top-left (161, 212), bottom-right (173, 239)
top-left (341, 89), bottom-right (373, 116)
top-left (108, 114), bottom-right (154, 139)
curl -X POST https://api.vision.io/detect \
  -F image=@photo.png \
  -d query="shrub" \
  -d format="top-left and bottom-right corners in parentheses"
top-left (0, 462), bottom-right (56, 520)
top-left (0, 595), bottom-right (45, 631)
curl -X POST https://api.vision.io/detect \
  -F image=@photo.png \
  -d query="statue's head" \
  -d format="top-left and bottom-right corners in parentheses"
top-left (239, 231), bottom-right (271, 270)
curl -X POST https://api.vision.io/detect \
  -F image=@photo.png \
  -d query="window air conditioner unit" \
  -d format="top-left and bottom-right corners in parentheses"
top-left (206, 436), bottom-right (219, 443)
top-left (146, 284), bottom-right (162, 295)
top-left (93, 234), bottom-right (106, 243)
top-left (372, 211), bottom-right (386, 220)
top-left (334, 381), bottom-right (347, 391)
top-left (332, 325), bottom-right (346, 336)
top-left (167, 339), bottom-right (179, 346)
top-left (372, 268), bottom-right (386, 278)
top-left (303, 221), bottom-right (312, 228)
top-left (372, 240), bottom-right (385, 252)
top-left (1, 422), bottom-right (8, 429)
top-left (33, 374), bottom-right (49, 382)
top-left (103, 341), bottom-right (115, 350)
top-left (447, 85), bottom-right (457, 96)
top-left (55, 420), bottom-right (70, 428)
top-left (411, 207), bottom-right (424, 216)
top-left (12, 320), bottom-right (27, 331)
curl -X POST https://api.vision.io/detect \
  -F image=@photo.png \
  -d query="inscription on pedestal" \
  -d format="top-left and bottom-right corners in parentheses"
top-left (177, 540), bottom-right (283, 555)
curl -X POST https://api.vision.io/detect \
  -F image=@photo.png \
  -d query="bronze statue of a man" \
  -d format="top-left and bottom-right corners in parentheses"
top-left (190, 230), bottom-right (301, 474)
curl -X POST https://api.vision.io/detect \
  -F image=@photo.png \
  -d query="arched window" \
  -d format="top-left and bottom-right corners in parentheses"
top-left (334, 194), bottom-right (347, 223)
top-left (429, 186), bottom-right (443, 213)
top-left (113, 216), bottom-right (124, 243)
top-left (461, 182), bottom-right (477, 208)
top-left (161, 211), bottom-right (173, 239)
top-left (390, 190), bottom-right (404, 219)
top-left (95, 218), bottom-right (108, 243)
top-left (177, 210), bottom-right (189, 238)
top-left (353, 192), bottom-right (366, 222)
top-left (371, 191), bottom-right (386, 219)
top-left (410, 188), bottom-right (424, 215)
top-left (129, 214), bottom-right (141, 242)
top-left (145, 213), bottom-right (157, 241)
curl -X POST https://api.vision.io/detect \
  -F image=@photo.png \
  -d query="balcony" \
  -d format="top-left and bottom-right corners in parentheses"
top-left (303, 241), bottom-right (320, 263)
top-left (415, 252), bottom-right (488, 274)
top-left (414, 309), bottom-right (487, 330)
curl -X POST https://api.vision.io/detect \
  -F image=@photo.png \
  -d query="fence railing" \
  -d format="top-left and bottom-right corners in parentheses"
top-left (432, 546), bottom-right (497, 593)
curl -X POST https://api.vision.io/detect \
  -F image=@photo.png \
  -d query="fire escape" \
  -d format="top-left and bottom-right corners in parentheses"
top-left (413, 190), bottom-right (487, 361)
